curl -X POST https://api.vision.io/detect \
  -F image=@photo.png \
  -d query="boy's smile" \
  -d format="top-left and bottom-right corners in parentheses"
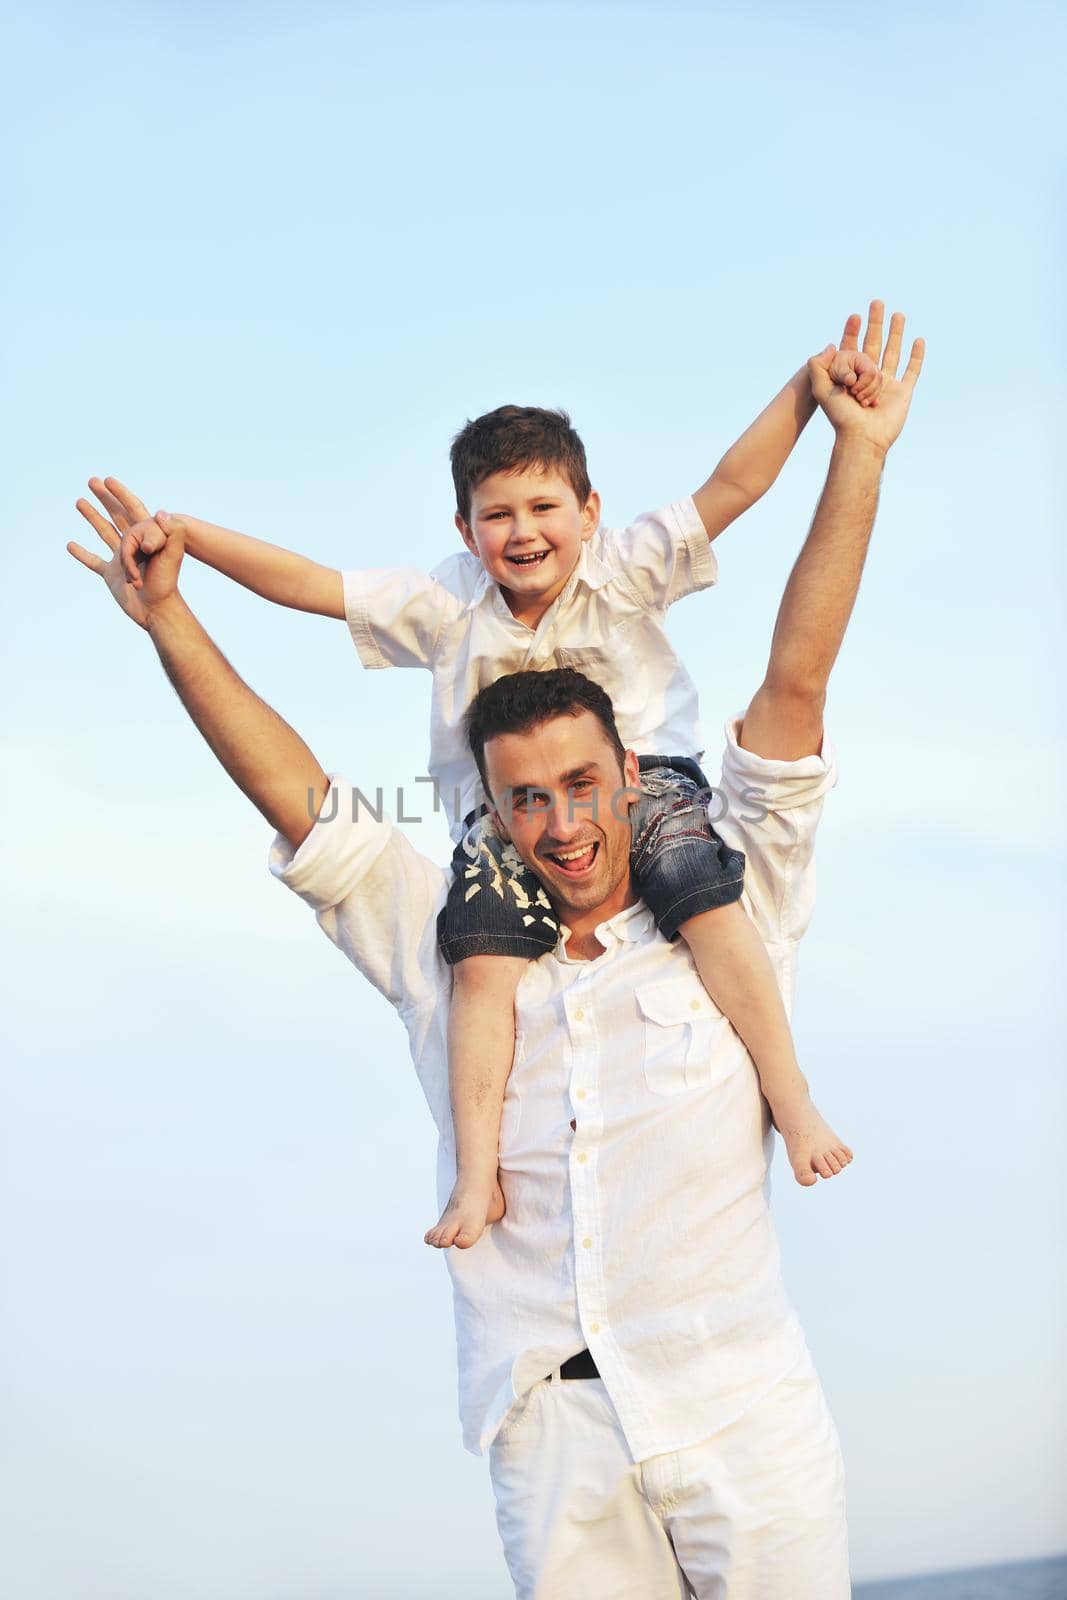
top-left (456, 466), bottom-right (601, 629)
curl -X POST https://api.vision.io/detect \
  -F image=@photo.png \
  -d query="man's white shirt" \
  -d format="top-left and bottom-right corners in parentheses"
top-left (343, 498), bottom-right (716, 839)
top-left (269, 718), bottom-right (837, 1460)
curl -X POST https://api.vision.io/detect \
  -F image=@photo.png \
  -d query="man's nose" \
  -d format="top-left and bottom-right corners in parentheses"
top-left (545, 793), bottom-right (591, 842)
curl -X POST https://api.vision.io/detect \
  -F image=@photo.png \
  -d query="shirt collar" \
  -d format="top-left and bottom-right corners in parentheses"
top-left (463, 536), bottom-right (613, 615)
top-left (556, 897), bottom-right (655, 961)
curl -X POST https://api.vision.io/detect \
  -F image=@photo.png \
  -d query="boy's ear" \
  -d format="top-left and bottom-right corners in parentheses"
top-left (455, 511), bottom-right (478, 556)
top-left (580, 489), bottom-right (601, 542)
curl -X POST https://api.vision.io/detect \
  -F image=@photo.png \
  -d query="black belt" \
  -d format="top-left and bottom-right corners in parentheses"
top-left (556, 1348), bottom-right (599, 1380)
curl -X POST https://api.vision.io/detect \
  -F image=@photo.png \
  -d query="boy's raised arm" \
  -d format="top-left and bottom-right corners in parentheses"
top-left (691, 309), bottom-right (882, 543)
top-left (90, 476), bottom-right (345, 620)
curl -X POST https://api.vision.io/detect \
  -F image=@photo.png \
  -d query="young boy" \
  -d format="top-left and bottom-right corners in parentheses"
top-left (114, 325), bottom-right (875, 1249)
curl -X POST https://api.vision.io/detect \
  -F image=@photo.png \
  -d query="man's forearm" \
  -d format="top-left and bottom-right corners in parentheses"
top-left (692, 366), bottom-right (816, 541)
top-left (179, 516), bottom-right (345, 618)
top-left (146, 593), bottom-right (330, 849)
top-left (764, 437), bottom-right (884, 699)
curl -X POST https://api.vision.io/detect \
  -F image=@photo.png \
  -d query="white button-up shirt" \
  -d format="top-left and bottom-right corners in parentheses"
top-left (343, 499), bottom-right (716, 839)
top-left (269, 719), bottom-right (837, 1460)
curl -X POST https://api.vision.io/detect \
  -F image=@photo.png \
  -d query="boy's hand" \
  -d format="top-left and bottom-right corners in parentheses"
top-left (120, 515), bottom-right (168, 590)
top-left (68, 477), bottom-right (185, 628)
top-left (827, 346), bottom-right (883, 408)
top-left (810, 301), bottom-right (925, 457)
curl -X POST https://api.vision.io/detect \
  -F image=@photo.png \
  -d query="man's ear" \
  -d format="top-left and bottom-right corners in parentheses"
top-left (579, 489), bottom-right (601, 544)
top-left (617, 749), bottom-right (642, 817)
top-left (488, 806), bottom-right (511, 844)
top-left (455, 511), bottom-right (478, 557)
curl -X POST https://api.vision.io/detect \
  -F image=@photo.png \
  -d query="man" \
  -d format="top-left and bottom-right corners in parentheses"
top-left (69, 308), bottom-right (923, 1596)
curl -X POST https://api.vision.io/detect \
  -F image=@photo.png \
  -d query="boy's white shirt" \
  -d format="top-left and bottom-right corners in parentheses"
top-left (343, 497), bottom-right (716, 840)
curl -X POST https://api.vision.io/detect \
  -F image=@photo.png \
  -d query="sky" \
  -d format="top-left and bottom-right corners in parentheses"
top-left (2, 0), bottom-right (1065, 1593)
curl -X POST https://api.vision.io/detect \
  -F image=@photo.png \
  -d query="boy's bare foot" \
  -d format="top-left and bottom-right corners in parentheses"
top-left (768, 1088), bottom-right (854, 1186)
top-left (424, 1174), bottom-right (506, 1249)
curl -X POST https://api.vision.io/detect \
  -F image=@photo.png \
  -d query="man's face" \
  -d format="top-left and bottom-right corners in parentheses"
top-left (484, 710), bottom-right (642, 926)
top-left (457, 467), bottom-right (600, 622)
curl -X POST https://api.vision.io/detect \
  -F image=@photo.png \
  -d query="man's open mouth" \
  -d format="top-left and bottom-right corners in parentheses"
top-left (506, 550), bottom-right (550, 567)
top-left (543, 840), bottom-right (599, 877)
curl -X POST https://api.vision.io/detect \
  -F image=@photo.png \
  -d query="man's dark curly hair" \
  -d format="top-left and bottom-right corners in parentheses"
top-left (465, 668), bottom-right (626, 800)
top-left (450, 405), bottom-right (593, 525)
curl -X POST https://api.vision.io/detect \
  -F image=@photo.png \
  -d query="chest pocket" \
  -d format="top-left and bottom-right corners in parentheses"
top-left (555, 620), bottom-right (643, 729)
top-left (635, 979), bottom-right (728, 1096)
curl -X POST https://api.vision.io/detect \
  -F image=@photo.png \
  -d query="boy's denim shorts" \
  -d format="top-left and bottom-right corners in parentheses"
top-left (436, 756), bottom-right (745, 965)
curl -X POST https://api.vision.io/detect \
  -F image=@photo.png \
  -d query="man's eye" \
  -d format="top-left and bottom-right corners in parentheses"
top-left (535, 503), bottom-right (556, 512)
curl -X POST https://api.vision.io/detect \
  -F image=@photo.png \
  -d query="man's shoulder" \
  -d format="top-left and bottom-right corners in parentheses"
top-left (271, 777), bottom-right (451, 923)
top-left (272, 784), bottom-right (453, 1017)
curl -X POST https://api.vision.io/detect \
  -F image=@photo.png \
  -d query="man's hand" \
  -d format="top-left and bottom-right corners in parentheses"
top-left (810, 301), bottom-right (924, 455)
top-left (68, 477), bottom-right (184, 628)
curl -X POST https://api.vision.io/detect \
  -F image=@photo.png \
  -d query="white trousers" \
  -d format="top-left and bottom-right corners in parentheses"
top-left (488, 1346), bottom-right (850, 1599)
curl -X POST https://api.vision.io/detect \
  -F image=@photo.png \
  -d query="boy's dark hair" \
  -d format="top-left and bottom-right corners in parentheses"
top-left (465, 668), bottom-right (626, 799)
top-left (450, 405), bottom-right (592, 525)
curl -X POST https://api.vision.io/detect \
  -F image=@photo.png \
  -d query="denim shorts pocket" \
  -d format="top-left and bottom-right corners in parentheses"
top-left (635, 978), bottom-right (727, 1095)
top-left (499, 1032), bottom-right (525, 1154)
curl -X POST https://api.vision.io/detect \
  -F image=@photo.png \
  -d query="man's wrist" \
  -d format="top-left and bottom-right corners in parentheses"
top-left (829, 433), bottom-right (889, 469)
top-left (144, 590), bottom-right (190, 639)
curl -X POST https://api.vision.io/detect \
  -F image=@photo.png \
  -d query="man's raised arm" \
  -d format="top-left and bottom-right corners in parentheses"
top-left (739, 302), bottom-right (925, 762)
top-left (68, 478), bottom-right (329, 849)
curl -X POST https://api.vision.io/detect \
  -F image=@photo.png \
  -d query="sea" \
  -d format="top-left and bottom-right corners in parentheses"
top-left (853, 1553), bottom-right (1067, 1598)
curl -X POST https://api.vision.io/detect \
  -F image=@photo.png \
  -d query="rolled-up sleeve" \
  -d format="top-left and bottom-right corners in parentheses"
top-left (713, 719), bottom-right (838, 954)
top-left (343, 567), bottom-right (459, 670)
top-left (270, 776), bottom-right (448, 1018)
top-left (600, 498), bottom-right (718, 611)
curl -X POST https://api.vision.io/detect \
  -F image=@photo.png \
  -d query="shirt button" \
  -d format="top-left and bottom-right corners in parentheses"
top-left (690, 998), bottom-right (701, 1011)
top-left (582, 1238), bottom-right (593, 1249)
top-left (576, 1152), bottom-right (587, 1164)
top-left (576, 1089), bottom-right (587, 1100)
top-left (574, 1008), bottom-right (585, 1021)
top-left (590, 1322), bottom-right (600, 1334)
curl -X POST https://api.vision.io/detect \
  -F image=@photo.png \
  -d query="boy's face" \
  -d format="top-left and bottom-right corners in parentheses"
top-left (456, 466), bottom-right (600, 624)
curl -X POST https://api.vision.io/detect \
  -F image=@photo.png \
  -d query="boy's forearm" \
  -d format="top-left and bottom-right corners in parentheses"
top-left (179, 515), bottom-right (344, 618)
top-left (145, 592), bottom-right (330, 848)
top-left (692, 365), bottom-right (816, 541)
top-left (715, 364), bottom-right (816, 498)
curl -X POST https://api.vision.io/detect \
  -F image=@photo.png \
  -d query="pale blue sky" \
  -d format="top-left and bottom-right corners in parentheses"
top-left (2, 1), bottom-right (1065, 1593)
